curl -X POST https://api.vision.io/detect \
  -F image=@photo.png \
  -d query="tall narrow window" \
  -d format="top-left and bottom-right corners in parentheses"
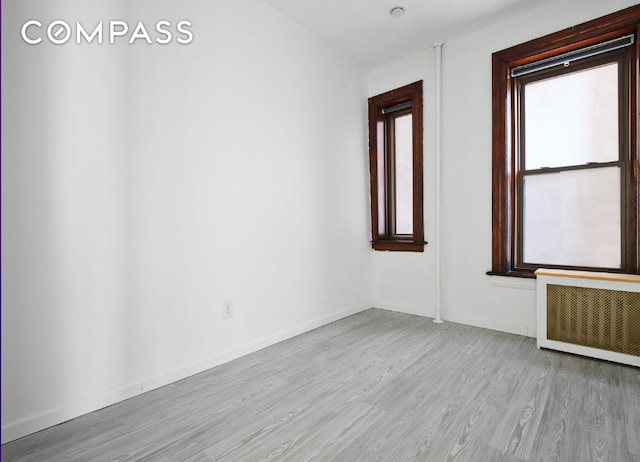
top-left (490, 6), bottom-right (640, 277)
top-left (519, 56), bottom-right (625, 269)
top-left (368, 81), bottom-right (424, 252)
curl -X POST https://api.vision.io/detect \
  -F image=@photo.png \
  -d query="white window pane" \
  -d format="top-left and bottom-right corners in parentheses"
top-left (395, 113), bottom-right (413, 235)
top-left (525, 63), bottom-right (618, 170)
top-left (376, 120), bottom-right (386, 236)
top-left (523, 167), bottom-right (621, 268)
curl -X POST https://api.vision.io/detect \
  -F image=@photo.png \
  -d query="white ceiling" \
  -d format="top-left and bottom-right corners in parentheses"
top-left (262, 0), bottom-right (549, 68)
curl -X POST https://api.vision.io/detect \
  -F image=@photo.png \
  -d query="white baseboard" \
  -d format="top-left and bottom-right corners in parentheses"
top-left (1, 303), bottom-right (370, 444)
top-left (434, 312), bottom-right (535, 338)
top-left (376, 303), bottom-right (535, 338)
top-left (374, 300), bottom-right (435, 318)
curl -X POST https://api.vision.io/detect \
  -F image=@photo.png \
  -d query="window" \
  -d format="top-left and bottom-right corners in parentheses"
top-left (490, 6), bottom-right (640, 277)
top-left (368, 81), bottom-right (425, 252)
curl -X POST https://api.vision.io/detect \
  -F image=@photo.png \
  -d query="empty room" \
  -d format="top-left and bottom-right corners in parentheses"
top-left (2, 0), bottom-right (639, 460)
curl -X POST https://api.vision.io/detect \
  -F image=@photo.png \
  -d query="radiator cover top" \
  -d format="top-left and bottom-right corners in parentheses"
top-left (547, 284), bottom-right (640, 357)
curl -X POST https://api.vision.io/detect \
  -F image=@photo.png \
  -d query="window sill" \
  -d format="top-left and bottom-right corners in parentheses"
top-left (372, 240), bottom-right (426, 252)
top-left (486, 270), bottom-right (536, 279)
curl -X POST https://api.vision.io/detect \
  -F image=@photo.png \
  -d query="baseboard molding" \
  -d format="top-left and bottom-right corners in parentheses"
top-left (374, 300), bottom-right (435, 318)
top-left (1, 303), bottom-right (370, 444)
top-left (436, 312), bottom-right (535, 338)
top-left (376, 303), bottom-right (535, 338)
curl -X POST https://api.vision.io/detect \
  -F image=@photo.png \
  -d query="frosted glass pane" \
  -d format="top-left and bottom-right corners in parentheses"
top-left (395, 114), bottom-right (413, 235)
top-left (523, 167), bottom-right (621, 268)
top-left (525, 63), bottom-right (618, 170)
top-left (376, 120), bottom-right (386, 236)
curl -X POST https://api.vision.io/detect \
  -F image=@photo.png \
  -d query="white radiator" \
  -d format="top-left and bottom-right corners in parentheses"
top-left (536, 268), bottom-right (640, 367)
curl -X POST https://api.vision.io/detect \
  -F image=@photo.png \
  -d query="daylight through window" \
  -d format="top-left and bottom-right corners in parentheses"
top-left (490, 7), bottom-right (640, 277)
top-left (368, 81), bottom-right (425, 252)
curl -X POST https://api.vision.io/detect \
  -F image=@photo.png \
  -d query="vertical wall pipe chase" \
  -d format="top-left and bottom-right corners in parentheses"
top-left (433, 42), bottom-right (444, 324)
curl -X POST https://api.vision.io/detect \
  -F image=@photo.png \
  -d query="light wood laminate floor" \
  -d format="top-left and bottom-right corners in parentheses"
top-left (3, 308), bottom-right (640, 461)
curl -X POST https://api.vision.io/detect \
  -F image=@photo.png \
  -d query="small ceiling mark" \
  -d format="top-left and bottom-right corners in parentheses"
top-left (390, 6), bottom-right (405, 18)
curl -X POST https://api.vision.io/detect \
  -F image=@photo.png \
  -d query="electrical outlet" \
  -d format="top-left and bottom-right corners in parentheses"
top-left (223, 301), bottom-right (234, 319)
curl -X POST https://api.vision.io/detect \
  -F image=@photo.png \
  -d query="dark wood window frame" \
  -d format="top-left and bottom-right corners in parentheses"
top-left (368, 81), bottom-right (425, 252)
top-left (489, 5), bottom-right (640, 278)
top-left (515, 51), bottom-right (630, 271)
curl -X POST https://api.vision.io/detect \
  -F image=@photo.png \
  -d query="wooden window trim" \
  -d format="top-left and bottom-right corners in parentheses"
top-left (489, 5), bottom-right (640, 277)
top-left (368, 81), bottom-right (425, 252)
top-left (515, 51), bottom-right (629, 272)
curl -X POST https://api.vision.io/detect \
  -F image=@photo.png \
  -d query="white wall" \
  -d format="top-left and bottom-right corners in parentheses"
top-left (1, 0), bottom-right (372, 443)
top-left (368, 50), bottom-right (439, 318)
top-left (6, 0), bottom-right (638, 446)
top-left (368, 0), bottom-right (639, 335)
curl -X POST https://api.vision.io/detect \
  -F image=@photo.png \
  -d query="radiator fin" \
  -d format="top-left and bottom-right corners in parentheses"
top-left (547, 284), bottom-right (640, 357)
